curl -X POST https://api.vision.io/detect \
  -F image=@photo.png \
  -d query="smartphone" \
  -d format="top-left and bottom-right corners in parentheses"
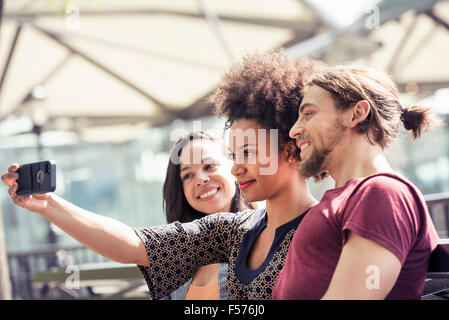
top-left (16, 160), bottom-right (56, 196)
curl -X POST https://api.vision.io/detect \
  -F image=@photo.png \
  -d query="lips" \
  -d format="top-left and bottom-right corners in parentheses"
top-left (296, 139), bottom-right (311, 157)
top-left (237, 180), bottom-right (256, 191)
top-left (296, 139), bottom-right (310, 149)
top-left (197, 186), bottom-right (219, 200)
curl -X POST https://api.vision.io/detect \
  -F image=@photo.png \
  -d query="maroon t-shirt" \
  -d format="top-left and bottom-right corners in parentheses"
top-left (272, 173), bottom-right (439, 300)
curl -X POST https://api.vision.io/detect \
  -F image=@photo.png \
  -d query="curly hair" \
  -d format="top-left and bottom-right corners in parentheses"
top-left (210, 49), bottom-right (318, 156)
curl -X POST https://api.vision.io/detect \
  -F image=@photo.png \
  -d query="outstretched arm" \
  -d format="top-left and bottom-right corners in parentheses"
top-left (2, 164), bottom-right (149, 266)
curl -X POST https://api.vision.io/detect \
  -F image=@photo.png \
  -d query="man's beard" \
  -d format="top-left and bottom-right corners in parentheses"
top-left (298, 118), bottom-right (346, 182)
top-left (298, 146), bottom-right (331, 181)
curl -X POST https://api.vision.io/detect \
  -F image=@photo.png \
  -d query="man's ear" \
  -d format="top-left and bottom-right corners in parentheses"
top-left (349, 100), bottom-right (370, 128)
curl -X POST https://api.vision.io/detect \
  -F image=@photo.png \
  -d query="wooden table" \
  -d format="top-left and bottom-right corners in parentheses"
top-left (33, 262), bottom-right (148, 299)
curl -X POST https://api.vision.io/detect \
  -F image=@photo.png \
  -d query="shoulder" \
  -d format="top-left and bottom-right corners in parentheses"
top-left (340, 172), bottom-right (426, 224)
top-left (237, 208), bottom-right (266, 228)
top-left (341, 173), bottom-right (426, 227)
top-left (353, 173), bottom-right (419, 201)
top-left (194, 209), bottom-right (258, 230)
top-left (216, 208), bottom-right (261, 223)
top-left (236, 208), bottom-right (261, 220)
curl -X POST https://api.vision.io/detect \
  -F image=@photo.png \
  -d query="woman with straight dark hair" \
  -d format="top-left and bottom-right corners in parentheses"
top-left (163, 131), bottom-right (250, 225)
top-left (159, 130), bottom-right (253, 299)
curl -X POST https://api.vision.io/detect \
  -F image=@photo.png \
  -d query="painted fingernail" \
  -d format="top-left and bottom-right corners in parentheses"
top-left (12, 173), bottom-right (18, 178)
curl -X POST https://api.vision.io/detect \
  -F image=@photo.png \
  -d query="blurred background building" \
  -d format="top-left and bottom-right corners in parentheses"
top-left (0, 0), bottom-right (448, 299)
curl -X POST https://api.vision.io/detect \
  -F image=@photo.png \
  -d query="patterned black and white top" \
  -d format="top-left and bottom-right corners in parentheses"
top-left (134, 208), bottom-right (309, 300)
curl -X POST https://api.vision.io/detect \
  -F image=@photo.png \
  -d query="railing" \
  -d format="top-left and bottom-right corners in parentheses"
top-left (421, 192), bottom-right (449, 300)
top-left (424, 192), bottom-right (449, 238)
top-left (7, 244), bottom-right (109, 299)
top-left (6, 192), bottom-right (449, 299)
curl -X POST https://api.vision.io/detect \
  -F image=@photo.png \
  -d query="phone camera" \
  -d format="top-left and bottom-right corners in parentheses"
top-left (36, 170), bottom-right (45, 184)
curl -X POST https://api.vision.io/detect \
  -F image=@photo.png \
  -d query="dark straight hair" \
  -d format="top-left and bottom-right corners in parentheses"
top-left (162, 130), bottom-right (253, 224)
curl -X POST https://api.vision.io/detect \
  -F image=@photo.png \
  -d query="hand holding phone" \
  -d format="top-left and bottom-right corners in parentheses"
top-left (1, 161), bottom-right (56, 213)
top-left (16, 160), bottom-right (56, 196)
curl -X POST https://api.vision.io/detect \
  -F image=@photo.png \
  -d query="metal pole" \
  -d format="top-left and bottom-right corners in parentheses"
top-left (0, 23), bottom-right (22, 102)
top-left (0, 198), bottom-right (13, 300)
top-left (195, 0), bottom-right (236, 64)
top-left (0, 0), bottom-right (12, 300)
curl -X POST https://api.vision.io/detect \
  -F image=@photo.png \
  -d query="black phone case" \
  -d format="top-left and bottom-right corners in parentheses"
top-left (16, 160), bottom-right (56, 196)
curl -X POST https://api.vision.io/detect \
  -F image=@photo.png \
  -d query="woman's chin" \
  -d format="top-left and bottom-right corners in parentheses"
top-left (241, 192), bottom-right (263, 204)
top-left (202, 209), bottom-right (219, 215)
top-left (196, 202), bottom-right (229, 215)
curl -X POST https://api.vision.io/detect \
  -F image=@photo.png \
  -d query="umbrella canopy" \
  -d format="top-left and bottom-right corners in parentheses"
top-left (0, 0), bottom-right (318, 143)
top-left (1, 0), bottom-right (448, 144)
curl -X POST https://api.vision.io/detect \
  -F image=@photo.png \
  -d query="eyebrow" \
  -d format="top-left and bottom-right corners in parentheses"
top-left (227, 143), bottom-right (257, 158)
top-left (228, 143), bottom-right (257, 154)
top-left (180, 157), bottom-right (215, 172)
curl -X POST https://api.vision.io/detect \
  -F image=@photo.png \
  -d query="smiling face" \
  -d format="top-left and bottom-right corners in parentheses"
top-left (229, 119), bottom-right (293, 203)
top-left (179, 139), bottom-right (236, 215)
top-left (289, 84), bottom-right (348, 178)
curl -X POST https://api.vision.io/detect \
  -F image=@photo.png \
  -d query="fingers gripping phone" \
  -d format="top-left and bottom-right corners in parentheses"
top-left (16, 160), bottom-right (56, 196)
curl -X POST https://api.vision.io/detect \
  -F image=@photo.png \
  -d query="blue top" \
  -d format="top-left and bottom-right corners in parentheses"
top-left (235, 208), bottom-right (308, 285)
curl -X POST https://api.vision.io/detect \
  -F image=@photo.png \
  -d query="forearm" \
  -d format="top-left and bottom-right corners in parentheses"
top-left (41, 193), bottom-right (143, 264)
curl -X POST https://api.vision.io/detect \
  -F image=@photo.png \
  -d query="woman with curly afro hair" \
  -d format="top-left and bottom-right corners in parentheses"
top-left (206, 49), bottom-right (319, 298)
top-left (136, 49), bottom-right (320, 299)
top-left (212, 49), bottom-right (315, 156)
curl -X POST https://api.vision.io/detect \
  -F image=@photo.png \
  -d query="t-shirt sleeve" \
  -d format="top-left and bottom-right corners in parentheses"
top-left (134, 212), bottom-right (236, 299)
top-left (341, 176), bottom-right (421, 265)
